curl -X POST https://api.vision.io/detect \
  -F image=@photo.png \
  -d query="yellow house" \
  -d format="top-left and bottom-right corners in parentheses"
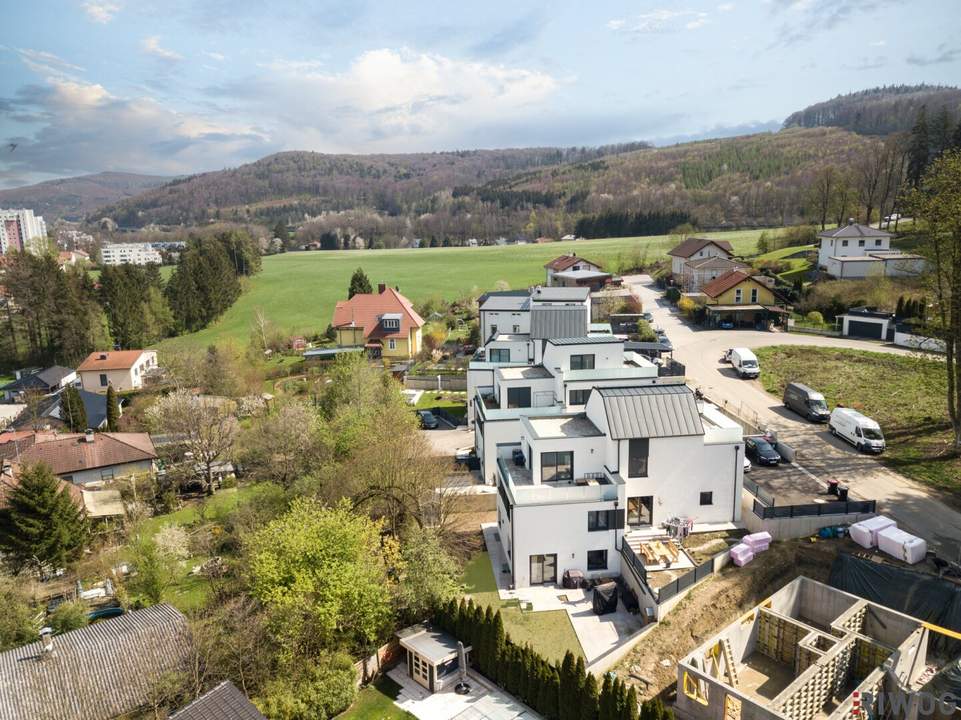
top-left (698, 270), bottom-right (788, 328)
top-left (331, 283), bottom-right (425, 359)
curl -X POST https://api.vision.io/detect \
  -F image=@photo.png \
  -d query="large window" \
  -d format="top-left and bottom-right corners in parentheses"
top-left (628, 438), bottom-right (649, 477)
top-left (587, 550), bottom-right (608, 571)
top-left (541, 451), bottom-right (573, 483)
top-left (489, 348), bottom-right (510, 363)
top-left (570, 354), bottom-right (595, 370)
top-left (569, 389), bottom-right (591, 405)
top-left (506, 386), bottom-right (531, 408)
top-left (588, 510), bottom-right (611, 531)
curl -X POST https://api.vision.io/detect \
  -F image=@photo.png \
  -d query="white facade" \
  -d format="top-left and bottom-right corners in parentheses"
top-left (100, 243), bottom-right (163, 266)
top-left (0, 208), bottom-right (47, 255)
top-left (817, 233), bottom-right (889, 267)
top-left (823, 252), bottom-right (926, 280)
top-left (669, 243), bottom-right (732, 277)
top-left (546, 258), bottom-right (602, 286)
top-left (77, 350), bottom-right (159, 393)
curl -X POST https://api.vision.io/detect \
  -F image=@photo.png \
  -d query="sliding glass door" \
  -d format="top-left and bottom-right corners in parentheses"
top-left (529, 554), bottom-right (557, 584)
top-left (627, 496), bottom-right (654, 527)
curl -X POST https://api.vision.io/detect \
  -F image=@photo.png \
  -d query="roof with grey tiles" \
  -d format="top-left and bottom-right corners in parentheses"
top-left (170, 681), bottom-right (266, 720)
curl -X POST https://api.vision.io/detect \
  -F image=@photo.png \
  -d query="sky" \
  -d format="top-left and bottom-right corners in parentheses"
top-left (0, 0), bottom-right (959, 188)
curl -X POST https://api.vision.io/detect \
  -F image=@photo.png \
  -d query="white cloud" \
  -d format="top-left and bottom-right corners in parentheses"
top-left (608, 9), bottom-right (710, 34)
top-left (203, 51), bottom-right (226, 61)
top-left (13, 48), bottom-right (85, 79)
top-left (142, 36), bottom-right (183, 62)
top-left (81, 2), bottom-right (121, 23)
top-left (717, 3), bottom-right (736, 11)
top-left (219, 48), bottom-right (559, 152)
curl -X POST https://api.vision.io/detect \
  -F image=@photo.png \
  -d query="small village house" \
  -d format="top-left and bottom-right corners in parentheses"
top-left (694, 270), bottom-right (789, 329)
top-left (678, 256), bottom-right (751, 292)
top-left (331, 283), bottom-right (425, 359)
top-left (816, 220), bottom-right (926, 279)
top-left (1, 366), bottom-right (76, 402)
top-left (544, 254), bottom-right (611, 290)
top-left (76, 350), bottom-right (158, 393)
top-left (667, 237), bottom-right (734, 278)
top-left (15, 430), bottom-right (157, 485)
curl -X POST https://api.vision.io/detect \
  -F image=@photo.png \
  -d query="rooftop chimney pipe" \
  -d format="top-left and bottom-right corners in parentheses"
top-left (378, 283), bottom-right (386, 294)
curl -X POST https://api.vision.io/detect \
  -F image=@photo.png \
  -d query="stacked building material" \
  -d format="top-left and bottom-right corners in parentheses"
top-left (731, 543), bottom-right (754, 567)
top-left (849, 516), bottom-right (896, 549)
top-left (743, 532), bottom-right (771, 553)
top-left (876, 526), bottom-right (927, 565)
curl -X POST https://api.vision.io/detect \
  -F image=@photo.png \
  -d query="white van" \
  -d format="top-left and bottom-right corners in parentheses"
top-left (829, 407), bottom-right (885, 454)
top-left (730, 348), bottom-right (760, 379)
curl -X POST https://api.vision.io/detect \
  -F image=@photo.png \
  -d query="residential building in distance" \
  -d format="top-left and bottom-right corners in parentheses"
top-left (816, 221), bottom-right (925, 279)
top-left (0, 365), bottom-right (76, 402)
top-left (667, 237), bottom-right (734, 277)
top-left (11, 387), bottom-right (111, 431)
top-left (692, 270), bottom-right (789, 329)
top-left (0, 604), bottom-right (190, 720)
top-left (99, 242), bottom-right (163, 266)
top-left (76, 349), bottom-right (159, 393)
top-left (678, 255), bottom-right (751, 292)
top-left (0, 208), bottom-right (47, 255)
top-left (331, 283), bottom-right (425, 359)
top-left (15, 430), bottom-right (158, 485)
top-left (544, 253), bottom-right (612, 290)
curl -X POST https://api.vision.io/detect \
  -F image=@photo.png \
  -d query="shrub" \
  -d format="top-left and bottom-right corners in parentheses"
top-left (48, 601), bottom-right (89, 634)
top-left (678, 297), bottom-right (698, 317)
top-left (258, 652), bottom-right (357, 720)
top-left (665, 287), bottom-right (681, 304)
top-left (634, 319), bottom-right (658, 342)
top-left (805, 311), bottom-right (824, 325)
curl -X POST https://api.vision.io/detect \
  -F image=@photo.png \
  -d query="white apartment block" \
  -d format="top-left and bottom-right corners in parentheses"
top-left (100, 243), bottom-right (163, 266)
top-left (0, 208), bottom-right (47, 255)
top-left (468, 284), bottom-right (745, 589)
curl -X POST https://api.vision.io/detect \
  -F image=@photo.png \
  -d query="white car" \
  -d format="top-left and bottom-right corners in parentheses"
top-left (743, 456), bottom-right (752, 473)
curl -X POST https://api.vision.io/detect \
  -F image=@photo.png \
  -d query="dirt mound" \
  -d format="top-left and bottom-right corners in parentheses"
top-left (617, 538), bottom-right (838, 699)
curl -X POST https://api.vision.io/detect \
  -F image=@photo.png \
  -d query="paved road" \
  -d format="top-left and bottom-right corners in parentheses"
top-left (622, 274), bottom-right (961, 558)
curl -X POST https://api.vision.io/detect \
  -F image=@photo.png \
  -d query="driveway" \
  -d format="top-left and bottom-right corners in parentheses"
top-left (423, 426), bottom-right (474, 457)
top-left (622, 274), bottom-right (961, 557)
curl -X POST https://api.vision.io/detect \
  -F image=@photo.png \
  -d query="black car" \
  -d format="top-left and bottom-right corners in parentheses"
top-left (417, 410), bottom-right (440, 429)
top-left (745, 437), bottom-right (781, 466)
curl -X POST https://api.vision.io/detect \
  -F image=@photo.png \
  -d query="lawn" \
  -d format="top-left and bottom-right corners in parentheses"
top-left (157, 229), bottom-right (776, 354)
top-left (0, 374), bottom-right (12, 387)
top-left (753, 346), bottom-right (960, 504)
top-left (462, 553), bottom-right (584, 664)
top-left (750, 244), bottom-right (815, 283)
top-left (339, 675), bottom-right (414, 720)
top-left (415, 392), bottom-right (467, 418)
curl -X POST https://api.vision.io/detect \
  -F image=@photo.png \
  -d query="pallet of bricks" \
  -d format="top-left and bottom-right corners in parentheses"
top-left (730, 532), bottom-right (771, 567)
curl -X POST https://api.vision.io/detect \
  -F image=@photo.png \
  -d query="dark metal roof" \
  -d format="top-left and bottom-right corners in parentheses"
top-left (479, 294), bottom-right (531, 311)
top-left (530, 305), bottom-right (588, 340)
top-left (817, 222), bottom-right (892, 239)
top-left (171, 681), bottom-right (267, 720)
top-left (530, 286), bottom-right (590, 302)
top-left (597, 385), bottom-right (704, 439)
top-left (1, 366), bottom-right (74, 393)
top-left (547, 335), bottom-right (624, 346)
top-left (0, 604), bottom-right (191, 720)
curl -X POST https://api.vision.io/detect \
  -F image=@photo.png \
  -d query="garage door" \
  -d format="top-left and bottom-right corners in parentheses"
top-left (847, 320), bottom-right (883, 339)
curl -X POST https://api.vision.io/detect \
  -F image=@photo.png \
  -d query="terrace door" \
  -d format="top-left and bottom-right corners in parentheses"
top-left (530, 554), bottom-right (557, 585)
top-left (627, 496), bottom-right (654, 527)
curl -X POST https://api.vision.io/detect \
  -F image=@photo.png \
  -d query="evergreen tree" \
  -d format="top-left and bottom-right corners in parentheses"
top-left (599, 674), bottom-right (614, 720)
top-left (907, 107), bottom-right (930, 187)
top-left (581, 673), bottom-right (599, 720)
top-left (560, 651), bottom-right (577, 720)
top-left (492, 612), bottom-right (506, 682)
top-left (517, 647), bottom-right (531, 705)
top-left (0, 463), bottom-right (87, 573)
top-left (544, 668), bottom-right (561, 720)
top-left (479, 605), bottom-right (494, 672)
top-left (273, 220), bottom-right (289, 244)
top-left (105, 384), bottom-right (120, 432)
top-left (348, 267), bottom-right (373, 299)
top-left (625, 688), bottom-right (640, 720)
top-left (931, 106), bottom-right (954, 156)
top-left (60, 385), bottom-right (88, 432)
top-left (614, 679), bottom-right (628, 719)
top-left (895, 296), bottom-right (905, 317)
top-left (951, 120), bottom-right (961, 151)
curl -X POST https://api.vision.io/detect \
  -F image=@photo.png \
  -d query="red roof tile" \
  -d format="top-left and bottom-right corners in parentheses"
top-left (18, 432), bottom-right (157, 476)
top-left (78, 350), bottom-right (152, 372)
top-left (544, 254), bottom-right (603, 272)
top-left (700, 270), bottom-right (756, 298)
top-left (331, 286), bottom-right (424, 340)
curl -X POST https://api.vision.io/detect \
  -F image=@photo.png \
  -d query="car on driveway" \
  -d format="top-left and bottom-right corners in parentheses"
top-left (743, 456), bottom-right (752, 473)
top-left (417, 410), bottom-right (440, 429)
top-left (719, 320), bottom-right (735, 330)
top-left (745, 436), bottom-right (781, 466)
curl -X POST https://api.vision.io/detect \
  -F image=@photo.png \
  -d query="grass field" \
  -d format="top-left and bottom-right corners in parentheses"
top-left (157, 229), bottom-right (775, 353)
top-left (415, 391), bottom-right (467, 418)
top-left (462, 553), bottom-right (583, 663)
top-left (751, 244), bottom-right (815, 283)
top-left (754, 346), bottom-right (959, 505)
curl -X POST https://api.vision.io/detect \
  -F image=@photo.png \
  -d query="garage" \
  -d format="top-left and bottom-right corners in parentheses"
top-left (846, 320), bottom-right (884, 339)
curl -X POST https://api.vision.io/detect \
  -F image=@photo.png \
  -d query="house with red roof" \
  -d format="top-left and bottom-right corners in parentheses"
top-left (694, 270), bottom-right (789, 328)
top-left (77, 350), bottom-right (158, 394)
top-left (543, 254), bottom-right (610, 289)
top-left (331, 283), bottom-right (425, 359)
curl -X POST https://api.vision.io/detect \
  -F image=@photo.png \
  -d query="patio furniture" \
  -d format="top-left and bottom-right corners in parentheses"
top-left (563, 569), bottom-right (585, 589)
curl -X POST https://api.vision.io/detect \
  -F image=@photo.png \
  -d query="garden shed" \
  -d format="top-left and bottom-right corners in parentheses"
top-left (397, 624), bottom-right (471, 693)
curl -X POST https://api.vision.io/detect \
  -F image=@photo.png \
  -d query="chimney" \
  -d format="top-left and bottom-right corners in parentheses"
top-left (378, 283), bottom-right (386, 294)
top-left (84, 429), bottom-right (95, 443)
top-left (98, 353), bottom-right (108, 360)
top-left (39, 627), bottom-right (54, 659)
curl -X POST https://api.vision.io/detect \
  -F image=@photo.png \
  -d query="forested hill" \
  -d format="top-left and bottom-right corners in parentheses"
top-left (783, 84), bottom-right (961, 136)
top-left (93, 144), bottom-right (650, 228)
top-left (0, 172), bottom-right (171, 221)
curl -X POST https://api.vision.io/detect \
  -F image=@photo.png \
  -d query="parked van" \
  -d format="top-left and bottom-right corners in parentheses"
top-left (783, 382), bottom-right (830, 423)
top-left (829, 407), bottom-right (885, 453)
top-left (730, 348), bottom-right (760, 379)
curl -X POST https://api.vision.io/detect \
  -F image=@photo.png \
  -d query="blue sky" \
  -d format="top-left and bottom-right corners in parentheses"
top-left (0, 0), bottom-right (959, 188)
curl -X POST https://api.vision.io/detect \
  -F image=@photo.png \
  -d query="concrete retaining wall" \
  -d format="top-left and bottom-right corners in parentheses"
top-left (405, 375), bottom-right (468, 390)
top-left (740, 492), bottom-right (875, 540)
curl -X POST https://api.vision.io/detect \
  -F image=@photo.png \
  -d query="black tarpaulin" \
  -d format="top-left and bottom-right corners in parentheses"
top-left (593, 582), bottom-right (618, 615)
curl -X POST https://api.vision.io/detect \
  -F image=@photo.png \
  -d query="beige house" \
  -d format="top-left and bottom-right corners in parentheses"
top-left (77, 350), bottom-right (158, 393)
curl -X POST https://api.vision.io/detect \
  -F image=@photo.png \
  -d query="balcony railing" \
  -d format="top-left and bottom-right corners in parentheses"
top-left (496, 457), bottom-right (620, 506)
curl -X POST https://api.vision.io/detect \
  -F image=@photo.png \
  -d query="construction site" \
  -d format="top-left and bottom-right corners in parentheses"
top-left (675, 577), bottom-right (961, 720)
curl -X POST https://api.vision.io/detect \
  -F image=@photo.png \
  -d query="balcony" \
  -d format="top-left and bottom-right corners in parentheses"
top-left (476, 386), bottom-right (499, 410)
top-left (496, 454), bottom-right (621, 506)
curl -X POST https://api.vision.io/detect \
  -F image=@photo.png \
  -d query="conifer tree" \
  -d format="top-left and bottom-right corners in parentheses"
top-left (625, 688), bottom-right (640, 720)
top-left (348, 267), bottom-right (373, 298)
top-left (60, 385), bottom-right (88, 432)
top-left (560, 651), bottom-right (577, 720)
top-left (0, 463), bottom-right (87, 573)
top-left (544, 667), bottom-right (561, 720)
top-left (599, 674), bottom-right (614, 720)
top-left (581, 673), bottom-right (599, 720)
top-left (105, 384), bottom-right (120, 432)
top-left (907, 107), bottom-right (930, 187)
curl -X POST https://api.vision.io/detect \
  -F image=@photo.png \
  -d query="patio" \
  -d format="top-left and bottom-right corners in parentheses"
top-left (479, 523), bottom-right (647, 668)
top-left (388, 666), bottom-right (541, 720)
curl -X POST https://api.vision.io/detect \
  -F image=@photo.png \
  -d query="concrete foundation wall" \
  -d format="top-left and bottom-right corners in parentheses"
top-left (740, 492), bottom-right (876, 540)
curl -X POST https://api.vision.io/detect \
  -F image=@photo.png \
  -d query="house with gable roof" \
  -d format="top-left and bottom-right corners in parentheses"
top-left (331, 283), bottom-right (425, 359)
top-left (667, 237), bottom-right (735, 277)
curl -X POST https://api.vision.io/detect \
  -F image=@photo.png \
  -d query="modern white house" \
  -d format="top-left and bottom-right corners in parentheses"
top-left (817, 221), bottom-right (925, 279)
top-left (100, 243), bottom-right (163, 266)
top-left (77, 350), bottom-right (159, 393)
top-left (494, 384), bottom-right (744, 588)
